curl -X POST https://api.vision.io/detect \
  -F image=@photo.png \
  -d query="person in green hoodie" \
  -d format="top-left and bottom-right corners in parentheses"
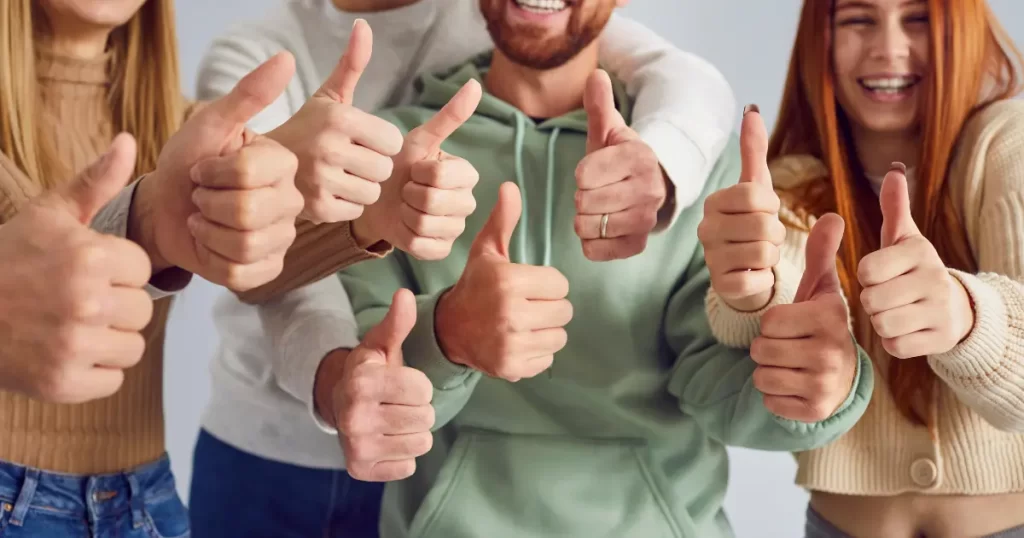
top-left (332, 0), bottom-right (876, 536)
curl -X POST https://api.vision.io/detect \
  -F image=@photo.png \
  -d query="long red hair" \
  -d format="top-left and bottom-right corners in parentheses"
top-left (769, 0), bottom-right (1024, 425)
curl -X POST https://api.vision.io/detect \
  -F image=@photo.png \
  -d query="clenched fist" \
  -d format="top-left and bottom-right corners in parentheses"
top-left (0, 135), bottom-right (154, 403)
top-left (352, 81), bottom-right (482, 260)
top-left (858, 163), bottom-right (974, 358)
top-left (267, 19), bottom-right (404, 224)
top-left (699, 105), bottom-right (785, 311)
top-left (133, 53), bottom-right (305, 291)
top-left (315, 289), bottom-right (434, 482)
top-left (751, 213), bottom-right (858, 422)
top-left (435, 183), bottom-right (573, 381)
top-left (575, 70), bottom-right (667, 261)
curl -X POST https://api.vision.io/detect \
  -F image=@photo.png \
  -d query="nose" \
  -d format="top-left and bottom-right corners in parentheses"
top-left (869, 15), bottom-right (912, 63)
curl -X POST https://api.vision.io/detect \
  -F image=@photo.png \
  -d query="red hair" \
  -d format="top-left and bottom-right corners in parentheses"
top-left (769, 0), bottom-right (1023, 425)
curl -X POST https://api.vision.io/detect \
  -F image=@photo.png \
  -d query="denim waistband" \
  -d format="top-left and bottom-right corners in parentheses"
top-left (0, 454), bottom-right (176, 525)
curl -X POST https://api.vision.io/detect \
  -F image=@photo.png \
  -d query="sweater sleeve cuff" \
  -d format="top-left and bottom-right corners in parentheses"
top-left (928, 269), bottom-right (1008, 378)
top-left (705, 260), bottom-right (801, 348)
top-left (91, 178), bottom-right (192, 299)
top-left (404, 290), bottom-right (474, 390)
top-left (277, 313), bottom-right (361, 435)
top-left (634, 119), bottom-right (707, 232)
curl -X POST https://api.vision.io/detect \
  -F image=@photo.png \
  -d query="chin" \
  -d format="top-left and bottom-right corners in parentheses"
top-left (42, 0), bottom-right (145, 28)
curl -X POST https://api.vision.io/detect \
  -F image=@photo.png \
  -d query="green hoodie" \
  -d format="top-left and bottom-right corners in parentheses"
top-left (340, 54), bottom-right (874, 538)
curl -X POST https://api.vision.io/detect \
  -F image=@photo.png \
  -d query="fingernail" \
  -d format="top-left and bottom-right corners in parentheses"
top-left (353, 18), bottom-right (362, 28)
top-left (191, 189), bottom-right (201, 206)
top-left (189, 165), bottom-right (200, 184)
top-left (743, 104), bottom-right (760, 116)
top-left (890, 161), bottom-right (907, 174)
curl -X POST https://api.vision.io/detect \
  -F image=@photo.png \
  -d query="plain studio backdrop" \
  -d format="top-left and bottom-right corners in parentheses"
top-left (166, 1), bottom-right (1024, 536)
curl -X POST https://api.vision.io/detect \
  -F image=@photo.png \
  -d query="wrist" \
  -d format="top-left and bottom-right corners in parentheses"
top-left (659, 165), bottom-right (674, 212)
top-left (312, 348), bottom-right (351, 429)
top-left (952, 275), bottom-right (976, 343)
top-left (724, 289), bottom-right (775, 313)
top-left (350, 214), bottom-right (383, 250)
top-left (128, 173), bottom-right (173, 273)
top-left (434, 289), bottom-right (469, 368)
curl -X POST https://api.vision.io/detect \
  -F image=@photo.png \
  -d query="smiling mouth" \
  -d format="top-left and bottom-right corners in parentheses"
top-left (513, 0), bottom-right (569, 14)
top-left (858, 75), bottom-right (922, 96)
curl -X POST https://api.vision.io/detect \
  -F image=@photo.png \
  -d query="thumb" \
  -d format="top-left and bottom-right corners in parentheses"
top-left (48, 133), bottom-right (138, 224)
top-left (470, 182), bottom-right (522, 261)
top-left (405, 79), bottom-right (482, 156)
top-left (739, 105), bottom-right (772, 187)
top-left (315, 18), bottom-right (371, 104)
top-left (200, 52), bottom-right (296, 129)
top-left (360, 288), bottom-right (417, 366)
top-left (879, 162), bottom-right (919, 248)
top-left (794, 213), bottom-right (845, 303)
top-left (584, 69), bottom-right (626, 153)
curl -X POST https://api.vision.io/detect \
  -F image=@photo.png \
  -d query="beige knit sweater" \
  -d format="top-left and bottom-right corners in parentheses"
top-left (706, 99), bottom-right (1024, 496)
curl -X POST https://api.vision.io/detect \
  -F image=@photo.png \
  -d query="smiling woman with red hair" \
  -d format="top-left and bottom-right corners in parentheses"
top-left (699, 0), bottom-right (1024, 536)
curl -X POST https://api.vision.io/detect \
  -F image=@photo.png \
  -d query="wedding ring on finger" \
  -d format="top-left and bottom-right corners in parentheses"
top-left (600, 213), bottom-right (609, 239)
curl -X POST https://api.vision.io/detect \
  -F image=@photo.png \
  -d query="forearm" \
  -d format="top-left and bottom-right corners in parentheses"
top-left (235, 219), bottom-right (389, 304)
top-left (929, 270), bottom-right (1024, 432)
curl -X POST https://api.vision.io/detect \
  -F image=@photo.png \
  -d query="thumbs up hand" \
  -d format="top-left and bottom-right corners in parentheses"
top-left (857, 163), bottom-right (974, 358)
top-left (0, 134), bottom-right (154, 403)
top-left (575, 70), bottom-right (667, 261)
top-left (317, 289), bottom-right (435, 482)
top-left (698, 105), bottom-right (786, 312)
top-left (266, 20), bottom-right (404, 224)
top-left (352, 79), bottom-right (482, 260)
top-left (434, 183), bottom-right (573, 382)
top-left (750, 214), bottom-right (858, 423)
top-left (133, 52), bottom-right (305, 291)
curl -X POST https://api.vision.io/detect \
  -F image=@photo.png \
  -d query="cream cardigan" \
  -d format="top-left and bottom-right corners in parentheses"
top-left (706, 99), bottom-right (1024, 495)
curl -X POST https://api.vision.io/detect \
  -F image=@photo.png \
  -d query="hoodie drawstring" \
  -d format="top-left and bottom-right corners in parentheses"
top-left (512, 114), bottom-right (529, 265)
top-left (512, 114), bottom-right (562, 268)
top-left (543, 127), bottom-right (562, 267)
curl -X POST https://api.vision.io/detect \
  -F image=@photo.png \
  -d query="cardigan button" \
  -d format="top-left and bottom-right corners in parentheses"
top-left (910, 458), bottom-right (938, 487)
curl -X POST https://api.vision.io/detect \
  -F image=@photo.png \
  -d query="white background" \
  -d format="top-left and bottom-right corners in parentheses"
top-left (166, 1), bottom-right (1024, 536)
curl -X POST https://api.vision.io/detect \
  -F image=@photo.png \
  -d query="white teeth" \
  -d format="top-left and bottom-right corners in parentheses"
top-left (514, 0), bottom-right (567, 13)
top-left (860, 76), bottom-right (917, 91)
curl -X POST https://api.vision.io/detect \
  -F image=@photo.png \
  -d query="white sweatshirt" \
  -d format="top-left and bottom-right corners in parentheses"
top-left (196, 0), bottom-right (737, 469)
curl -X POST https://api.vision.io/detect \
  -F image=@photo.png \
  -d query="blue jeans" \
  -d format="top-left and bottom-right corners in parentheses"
top-left (189, 429), bottom-right (384, 538)
top-left (0, 455), bottom-right (189, 538)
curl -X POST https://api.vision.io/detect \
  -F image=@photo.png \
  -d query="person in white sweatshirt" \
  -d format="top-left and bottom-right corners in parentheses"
top-left (187, 0), bottom-right (737, 536)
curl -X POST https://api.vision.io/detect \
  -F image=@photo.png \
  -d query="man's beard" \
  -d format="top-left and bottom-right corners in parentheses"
top-left (482, 1), bottom-right (611, 70)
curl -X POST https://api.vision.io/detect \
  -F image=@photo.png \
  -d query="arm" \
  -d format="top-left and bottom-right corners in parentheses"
top-left (928, 108), bottom-right (1024, 431)
top-left (258, 275), bottom-right (361, 433)
top-left (666, 252), bottom-right (873, 451)
top-left (341, 254), bottom-right (482, 430)
top-left (600, 14), bottom-right (737, 226)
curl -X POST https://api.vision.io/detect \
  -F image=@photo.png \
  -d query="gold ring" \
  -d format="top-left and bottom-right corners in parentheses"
top-left (600, 213), bottom-right (609, 239)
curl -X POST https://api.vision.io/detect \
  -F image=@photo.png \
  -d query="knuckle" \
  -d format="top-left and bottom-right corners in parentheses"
top-left (346, 439), bottom-right (375, 463)
top-left (326, 105), bottom-right (350, 129)
top-left (348, 375), bottom-right (378, 402)
top-left (69, 244), bottom-right (106, 274)
top-left (409, 432), bottom-right (434, 456)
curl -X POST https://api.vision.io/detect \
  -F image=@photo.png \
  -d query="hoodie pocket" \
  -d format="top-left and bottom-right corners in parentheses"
top-left (410, 428), bottom-right (696, 538)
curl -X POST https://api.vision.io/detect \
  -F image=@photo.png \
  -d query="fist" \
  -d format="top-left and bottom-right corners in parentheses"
top-left (751, 214), bottom-right (857, 422)
top-left (139, 53), bottom-right (305, 291)
top-left (351, 81), bottom-right (481, 260)
top-left (0, 135), bottom-right (154, 403)
top-left (268, 20), bottom-right (404, 223)
top-left (698, 105), bottom-right (785, 312)
top-left (858, 163), bottom-right (974, 358)
top-left (575, 70), bottom-right (666, 261)
top-left (435, 183), bottom-right (573, 381)
top-left (320, 290), bottom-right (435, 482)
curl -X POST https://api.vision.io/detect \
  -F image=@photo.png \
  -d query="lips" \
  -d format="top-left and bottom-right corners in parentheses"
top-left (858, 75), bottom-right (922, 95)
top-left (513, 0), bottom-right (568, 14)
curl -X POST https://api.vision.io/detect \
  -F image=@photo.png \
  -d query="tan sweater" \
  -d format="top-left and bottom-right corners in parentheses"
top-left (0, 51), bottom-right (171, 474)
top-left (706, 99), bottom-right (1024, 496)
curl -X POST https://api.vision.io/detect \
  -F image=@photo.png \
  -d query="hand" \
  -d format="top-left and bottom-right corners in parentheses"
top-left (0, 134), bottom-right (154, 403)
top-left (435, 183), bottom-right (573, 381)
top-left (317, 289), bottom-right (434, 482)
top-left (352, 80), bottom-right (482, 259)
top-left (698, 105), bottom-right (785, 312)
top-left (267, 20), bottom-right (404, 225)
top-left (133, 53), bottom-right (305, 291)
top-left (574, 69), bottom-right (667, 261)
top-left (751, 213), bottom-right (858, 422)
top-left (857, 164), bottom-right (974, 358)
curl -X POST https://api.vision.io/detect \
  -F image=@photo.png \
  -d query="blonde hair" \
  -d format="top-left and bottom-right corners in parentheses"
top-left (0, 0), bottom-right (185, 189)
